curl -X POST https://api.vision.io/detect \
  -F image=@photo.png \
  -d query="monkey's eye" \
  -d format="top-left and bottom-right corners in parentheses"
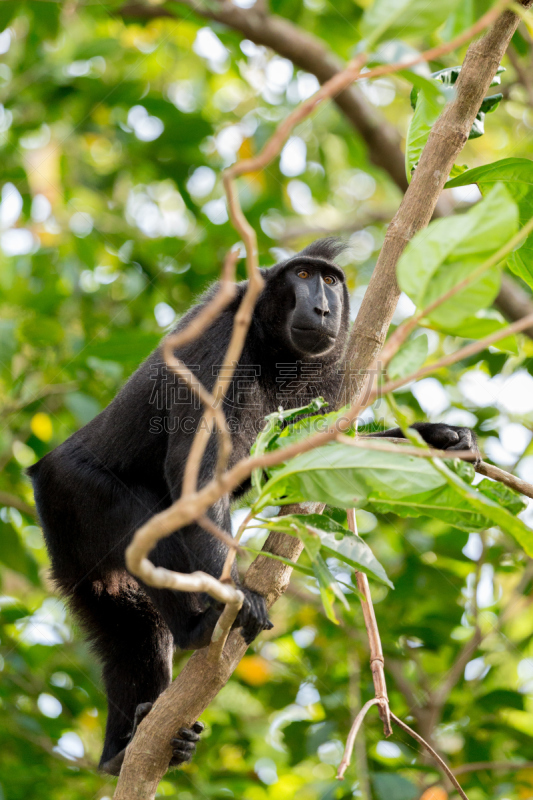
top-left (323, 275), bottom-right (336, 285)
top-left (297, 269), bottom-right (310, 279)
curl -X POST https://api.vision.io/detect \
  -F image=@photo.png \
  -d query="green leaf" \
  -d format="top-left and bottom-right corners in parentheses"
top-left (312, 554), bottom-right (349, 624)
top-left (446, 157), bottom-right (533, 289)
top-left (257, 513), bottom-right (393, 587)
top-left (360, 0), bottom-right (461, 45)
top-left (250, 398), bottom-right (329, 493)
top-left (388, 334), bottom-right (428, 381)
top-left (430, 459), bottom-right (533, 556)
top-left (429, 310), bottom-right (518, 353)
top-left (406, 66), bottom-right (504, 179)
top-left (405, 81), bottom-right (452, 179)
top-left (255, 443), bottom-right (448, 510)
top-left (477, 478), bottom-right (527, 516)
top-left (370, 482), bottom-right (495, 531)
top-left (397, 183), bottom-right (518, 327)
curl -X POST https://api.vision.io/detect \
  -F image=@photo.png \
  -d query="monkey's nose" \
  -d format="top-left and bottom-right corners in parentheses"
top-left (314, 305), bottom-right (329, 317)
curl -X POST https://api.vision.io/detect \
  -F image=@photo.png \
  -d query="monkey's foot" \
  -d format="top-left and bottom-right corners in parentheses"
top-left (169, 721), bottom-right (205, 767)
top-left (234, 589), bottom-right (274, 645)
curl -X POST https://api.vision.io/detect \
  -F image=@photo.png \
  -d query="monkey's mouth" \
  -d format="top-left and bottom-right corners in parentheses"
top-left (292, 326), bottom-right (336, 339)
top-left (290, 326), bottom-right (337, 354)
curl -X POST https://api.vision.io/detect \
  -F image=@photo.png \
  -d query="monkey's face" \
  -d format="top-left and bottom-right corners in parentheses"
top-left (283, 261), bottom-right (346, 356)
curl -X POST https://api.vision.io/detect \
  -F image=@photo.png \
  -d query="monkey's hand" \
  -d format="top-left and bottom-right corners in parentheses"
top-left (233, 588), bottom-right (273, 645)
top-left (370, 422), bottom-right (481, 465)
top-left (411, 423), bottom-right (481, 465)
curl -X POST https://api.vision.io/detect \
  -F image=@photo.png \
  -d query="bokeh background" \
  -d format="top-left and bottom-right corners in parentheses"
top-left (2, 2), bottom-right (533, 799)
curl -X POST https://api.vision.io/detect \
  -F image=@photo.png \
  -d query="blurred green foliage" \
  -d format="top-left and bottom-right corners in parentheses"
top-left (2, 2), bottom-right (533, 800)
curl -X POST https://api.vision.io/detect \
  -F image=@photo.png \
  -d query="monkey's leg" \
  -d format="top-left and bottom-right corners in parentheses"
top-left (70, 577), bottom-right (173, 776)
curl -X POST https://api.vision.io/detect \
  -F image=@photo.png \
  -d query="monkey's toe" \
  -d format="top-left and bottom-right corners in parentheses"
top-left (133, 702), bottom-right (153, 727)
top-left (168, 721), bottom-right (204, 768)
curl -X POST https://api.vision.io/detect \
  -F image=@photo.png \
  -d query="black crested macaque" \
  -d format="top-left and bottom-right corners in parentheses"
top-left (28, 239), bottom-right (478, 775)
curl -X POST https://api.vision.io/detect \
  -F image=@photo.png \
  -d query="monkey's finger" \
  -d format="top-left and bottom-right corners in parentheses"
top-left (172, 738), bottom-right (196, 753)
top-left (177, 727), bottom-right (201, 742)
top-left (264, 619), bottom-right (274, 630)
top-left (192, 721), bottom-right (205, 734)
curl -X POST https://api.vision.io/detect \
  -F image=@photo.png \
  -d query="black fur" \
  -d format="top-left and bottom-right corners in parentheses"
top-left (28, 239), bottom-right (478, 775)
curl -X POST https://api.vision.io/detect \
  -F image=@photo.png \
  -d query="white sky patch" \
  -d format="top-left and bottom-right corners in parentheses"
top-left (390, 291), bottom-right (416, 325)
top-left (296, 681), bottom-right (320, 706)
top-left (280, 136), bottom-right (306, 177)
top-left (464, 656), bottom-right (490, 681)
top-left (411, 377), bottom-right (450, 416)
top-left (484, 436), bottom-right (516, 467)
top-left (348, 230), bottom-right (375, 263)
top-left (187, 166), bottom-right (216, 198)
top-left (154, 302), bottom-right (176, 328)
top-left (463, 532), bottom-right (483, 561)
top-left (293, 626), bottom-right (316, 648)
top-left (31, 193), bottom-right (51, 223)
top-left (55, 732), bottom-right (85, 761)
top-left (287, 180), bottom-right (315, 215)
top-left (255, 757), bottom-right (278, 785)
top-left (38, 693), bottom-right (62, 719)
top-left (193, 28), bottom-right (229, 72)
top-left (0, 29), bottom-right (12, 55)
top-left (1, 229), bottom-right (38, 256)
top-left (202, 198), bottom-right (228, 225)
top-left (0, 182), bottom-right (22, 229)
top-left (317, 740), bottom-right (344, 765)
top-left (442, 408), bottom-right (478, 428)
top-left (451, 184), bottom-right (482, 204)
top-left (167, 80), bottom-right (197, 113)
top-left (376, 740), bottom-right (402, 759)
top-left (127, 106), bottom-right (164, 142)
top-left (296, 72), bottom-right (319, 100)
top-left (215, 125), bottom-right (243, 163)
top-left (500, 422), bottom-right (532, 455)
top-left (359, 77), bottom-right (396, 106)
top-left (266, 56), bottom-right (293, 90)
top-left (477, 563), bottom-right (495, 608)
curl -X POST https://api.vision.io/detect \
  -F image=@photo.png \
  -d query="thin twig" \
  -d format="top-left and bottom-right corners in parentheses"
top-left (476, 461), bottom-right (533, 499)
top-left (337, 698), bottom-right (381, 780)
top-left (199, 515), bottom-right (243, 551)
top-left (348, 509), bottom-right (392, 736)
top-left (390, 712), bottom-right (469, 800)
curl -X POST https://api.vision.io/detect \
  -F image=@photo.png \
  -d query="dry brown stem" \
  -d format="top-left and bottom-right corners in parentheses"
top-left (476, 461), bottom-right (533, 498)
top-left (347, 509), bottom-right (391, 734)
top-left (337, 698), bottom-right (381, 780)
top-left (390, 713), bottom-right (469, 800)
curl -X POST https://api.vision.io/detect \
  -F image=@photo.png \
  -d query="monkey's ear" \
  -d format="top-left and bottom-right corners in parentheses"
top-left (298, 237), bottom-right (346, 262)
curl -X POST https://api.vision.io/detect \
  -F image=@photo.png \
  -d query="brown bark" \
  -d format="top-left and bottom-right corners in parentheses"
top-left (339, 0), bottom-right (533, 404)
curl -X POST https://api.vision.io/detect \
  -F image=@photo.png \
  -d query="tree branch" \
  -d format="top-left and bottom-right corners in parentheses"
top-left (339, 0), bottom-right (533, 405)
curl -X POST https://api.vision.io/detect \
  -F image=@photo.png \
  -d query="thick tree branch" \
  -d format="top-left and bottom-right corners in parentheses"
top-left (340, 0), bottom-right (533, 404)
